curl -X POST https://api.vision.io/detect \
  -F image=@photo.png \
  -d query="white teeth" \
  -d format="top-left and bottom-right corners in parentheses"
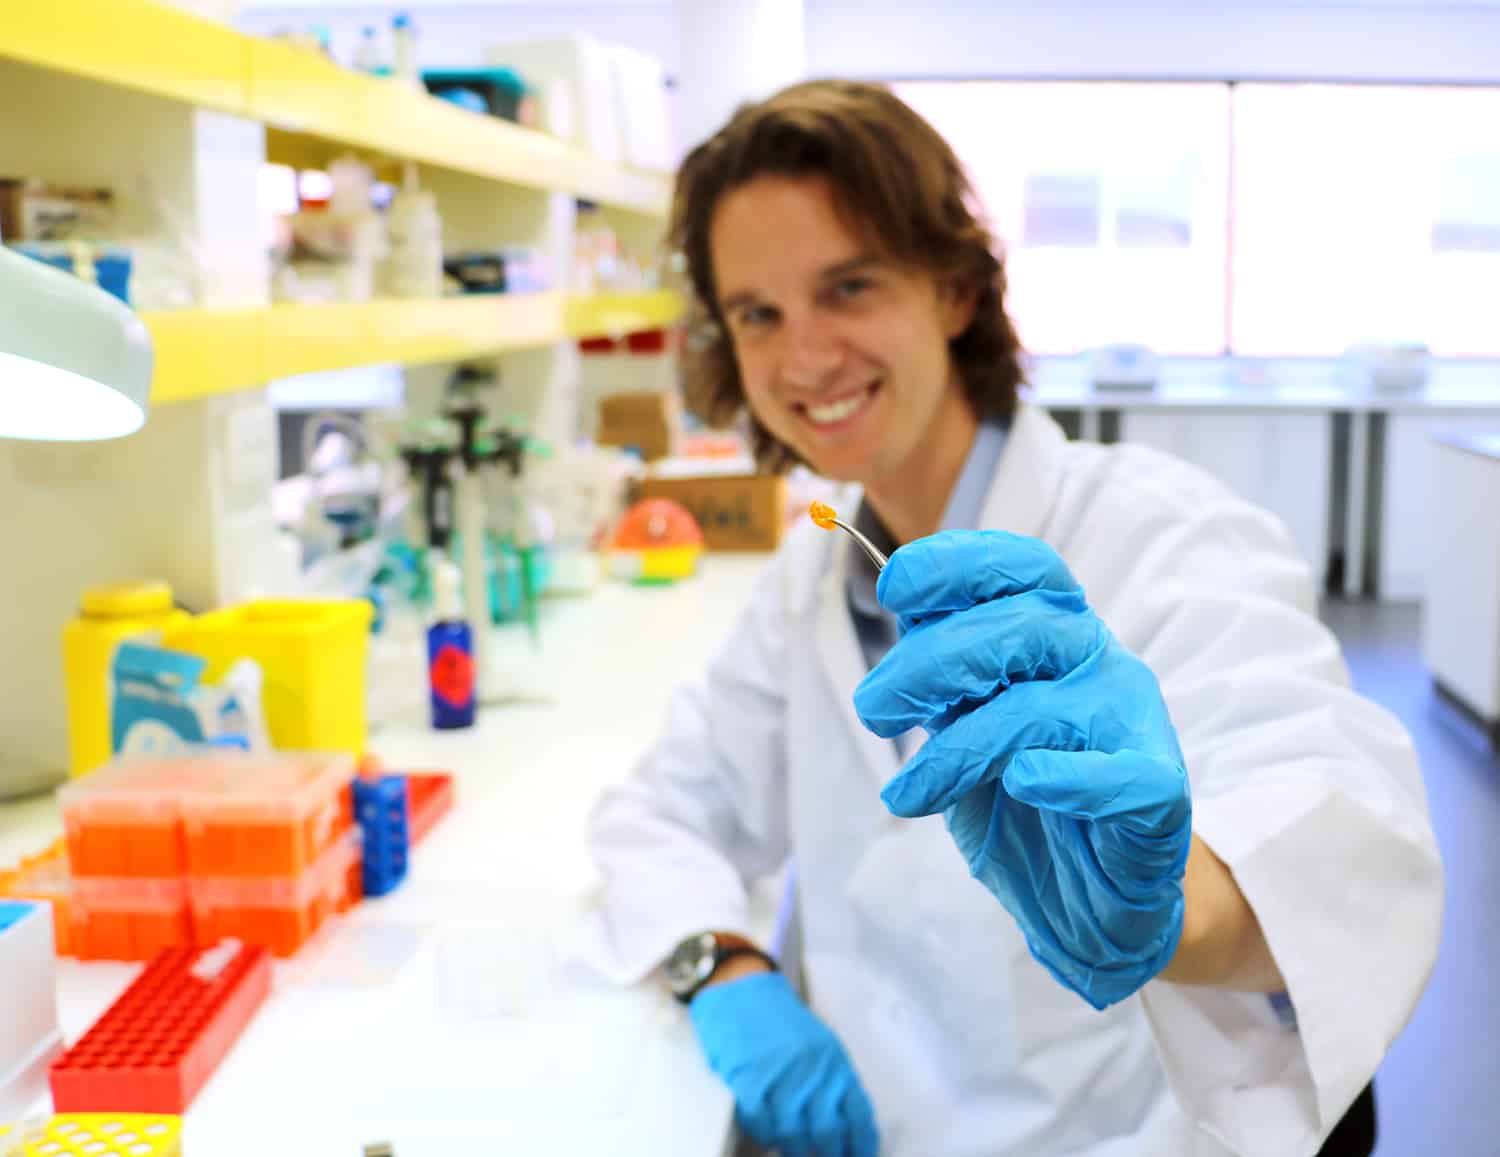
top-left (806, 388), bottom-right (872, 425)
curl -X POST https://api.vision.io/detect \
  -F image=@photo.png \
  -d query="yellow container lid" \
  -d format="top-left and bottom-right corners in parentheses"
top-left (80, 581), bottom-right (175, 619)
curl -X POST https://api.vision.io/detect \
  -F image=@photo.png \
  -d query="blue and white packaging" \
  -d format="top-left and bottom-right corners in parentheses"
top-left (110, 641), bottom-right (269, 757)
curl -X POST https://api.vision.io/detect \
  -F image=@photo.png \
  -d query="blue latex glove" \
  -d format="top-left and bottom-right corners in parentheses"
top-left (689, 971), bottom-right (880, 1157)
top-left (853, 531), bottom-right (1192, 1010)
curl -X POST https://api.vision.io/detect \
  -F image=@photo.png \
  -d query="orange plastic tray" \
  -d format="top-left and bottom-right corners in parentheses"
top-left (70, 878), bottom-right (193, 963)
top-left (405, 772), bottom-right (455, 847)
top-left (0, 839), bottom-right (74, 955)
top-left (188, 834), bottom-right (360, 957)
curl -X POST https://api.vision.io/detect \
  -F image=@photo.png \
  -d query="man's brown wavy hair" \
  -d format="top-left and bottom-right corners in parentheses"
top-left (669, 79), bottom-right (1026, 474)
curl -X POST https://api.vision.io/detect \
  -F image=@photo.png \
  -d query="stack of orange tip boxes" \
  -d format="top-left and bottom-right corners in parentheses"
top-left (59, 751), bottom-right (359, 960)
top-left (60, 758), bottom-right (199, 961)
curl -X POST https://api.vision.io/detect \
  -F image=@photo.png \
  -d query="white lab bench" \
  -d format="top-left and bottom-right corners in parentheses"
top-left (1031, 376), bottom-right (1500, 601)
top-left (5, 556), bottom-right (778, 1156)
top-left (1421, 432), bottom-right (1500, 746)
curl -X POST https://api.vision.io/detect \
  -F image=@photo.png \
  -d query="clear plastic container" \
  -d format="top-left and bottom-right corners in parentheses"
top-left (189, 834), bottom-right (361, 957)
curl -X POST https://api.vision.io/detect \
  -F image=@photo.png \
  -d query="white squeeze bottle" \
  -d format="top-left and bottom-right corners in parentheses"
top-left (392, 12), bottom-right (421, 89)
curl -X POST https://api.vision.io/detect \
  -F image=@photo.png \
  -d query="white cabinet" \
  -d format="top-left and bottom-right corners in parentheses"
top-left (1421, 435), bottom-right (1500, 729)
top-left (1381, 412), bottom-right (1500, 601)
top-left (1120, 410), bottom-right (1332, 579)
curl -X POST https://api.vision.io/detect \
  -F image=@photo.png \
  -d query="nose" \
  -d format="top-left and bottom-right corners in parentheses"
top-left (781, 315), bottom-right (844, 390)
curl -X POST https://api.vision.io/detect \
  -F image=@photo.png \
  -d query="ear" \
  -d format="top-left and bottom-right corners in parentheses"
top-left (937, 278), bottom-right (980, 341)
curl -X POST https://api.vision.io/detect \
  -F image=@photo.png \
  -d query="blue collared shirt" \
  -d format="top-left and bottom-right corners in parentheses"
top-left (846, 418), bottom-right (1009, 672)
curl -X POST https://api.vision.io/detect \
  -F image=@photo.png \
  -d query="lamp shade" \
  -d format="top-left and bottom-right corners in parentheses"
top-left (0, 245), bottom-right (153, 441)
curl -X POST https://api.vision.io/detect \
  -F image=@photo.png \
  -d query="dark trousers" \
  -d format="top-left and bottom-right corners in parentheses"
top-left (1318, 1082), bottom-right (1377, 1157)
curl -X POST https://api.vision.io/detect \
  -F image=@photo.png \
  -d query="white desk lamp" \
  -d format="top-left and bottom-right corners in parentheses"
top-left (0, 244), bottom-right (153, 441)
top-left (0, 244), bottom-right (154, 799)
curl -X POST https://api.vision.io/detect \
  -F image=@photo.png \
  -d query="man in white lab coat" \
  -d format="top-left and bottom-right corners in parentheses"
top-left (585, 80), bottom-right (1442, 1157)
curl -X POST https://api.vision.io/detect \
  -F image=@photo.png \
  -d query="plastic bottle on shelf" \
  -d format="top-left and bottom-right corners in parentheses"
top-left (384, 165), bottom-right (443, 299)
top-left (327, 155), bottom-right (384, 303)
top-left (391, 12), bottom-right (422, 89)
top-left (353, 25), bottom-right (383, 74)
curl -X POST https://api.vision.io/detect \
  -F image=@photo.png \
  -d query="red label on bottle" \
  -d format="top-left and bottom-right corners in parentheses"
top-left (430, 643), bottom-right (474, 707)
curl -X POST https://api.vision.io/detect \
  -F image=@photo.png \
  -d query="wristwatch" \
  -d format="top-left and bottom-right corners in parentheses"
top-left (665, 931), bottom-right (777, 1004)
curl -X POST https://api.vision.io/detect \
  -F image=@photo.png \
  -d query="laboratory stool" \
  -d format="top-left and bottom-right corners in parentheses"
top-left (1317, 1081), bottom-right (1376, 1157)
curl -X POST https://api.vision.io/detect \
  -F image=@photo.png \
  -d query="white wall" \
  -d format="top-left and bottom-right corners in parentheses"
top-left (678, 0), bottom-right (805, 149)
top-left (237, 3), bottom-right (681, 73)
top-left (808, 2), bottom-right (1500, 84)
top-left (241, 1), bottom-right (1500, 86)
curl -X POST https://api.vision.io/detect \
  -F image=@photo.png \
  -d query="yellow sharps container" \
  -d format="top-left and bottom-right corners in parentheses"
top-left (62, 582), bottom-right (190, 778)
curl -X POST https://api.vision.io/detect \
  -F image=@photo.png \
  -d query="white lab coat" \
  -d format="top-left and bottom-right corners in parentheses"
top-left (584, 401), bottom-right (1442, 1156)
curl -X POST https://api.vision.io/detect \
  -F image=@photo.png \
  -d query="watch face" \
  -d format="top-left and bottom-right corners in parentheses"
top-left (666, 932), bottom-right (717, 996)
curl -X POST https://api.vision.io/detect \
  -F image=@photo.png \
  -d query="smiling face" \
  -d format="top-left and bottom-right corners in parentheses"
top-left (709, 174), bottom-right (978, 490)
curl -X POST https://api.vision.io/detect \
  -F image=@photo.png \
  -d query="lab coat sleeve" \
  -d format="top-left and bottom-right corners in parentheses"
top-left (581, 551), bottom-right (795, 984)
top-left (1093, 454), bottom-right (1443, 1157)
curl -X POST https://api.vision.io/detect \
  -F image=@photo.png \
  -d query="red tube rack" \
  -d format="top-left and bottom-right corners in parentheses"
top-left (50, 941), bottom-right (272, 1114)
top-left (405, 773), bottom-right (454, 847)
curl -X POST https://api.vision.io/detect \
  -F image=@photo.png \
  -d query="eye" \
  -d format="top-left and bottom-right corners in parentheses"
top-left (829, 276), bottom-right (872, 302)
top-left (731, 303), bottom-right (779, 332)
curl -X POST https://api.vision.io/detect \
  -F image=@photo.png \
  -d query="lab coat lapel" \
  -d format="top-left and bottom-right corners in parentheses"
top-left (974, 399), bottom-right (1069, 536)
top-left (815, 526), bottom-right (905, 794)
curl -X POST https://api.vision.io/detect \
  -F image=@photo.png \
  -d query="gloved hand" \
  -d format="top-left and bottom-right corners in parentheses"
top-left (853, 530), bottom-right (1192, 1010)
top-left (689, 971), bottom-right (880, 1157)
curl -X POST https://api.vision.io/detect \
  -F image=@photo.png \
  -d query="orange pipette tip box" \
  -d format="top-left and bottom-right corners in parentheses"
top-left (188, 833), bottom-right (361, 957)
top-left (70, 877), bottom-right (193, 962)
top-left (61, 751), bottom-right (355, 880)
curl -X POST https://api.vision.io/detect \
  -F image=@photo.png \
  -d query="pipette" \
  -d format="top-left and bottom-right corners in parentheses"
top-left (809, 501), bottom-right (887, 571)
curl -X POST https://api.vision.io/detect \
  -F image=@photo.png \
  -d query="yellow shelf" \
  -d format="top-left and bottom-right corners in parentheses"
top-left (4, 0), bottom-right (249, 114)
top-left (143, 307), bottom-right (264, 404)
top-left (143, 291), bottom-right (682, 404)
top-left (565, 290), bottom-right (683, 339)
top-left (4, 0), bottom-right (671, 216)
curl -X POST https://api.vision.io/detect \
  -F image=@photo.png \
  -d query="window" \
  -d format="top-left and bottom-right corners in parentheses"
top-left (893, 81), bottom-right (1231, 356)
top-left (895, 79), bottom-right (1500, 359)
top-left (1230, 84), bottom-right (1500, 357)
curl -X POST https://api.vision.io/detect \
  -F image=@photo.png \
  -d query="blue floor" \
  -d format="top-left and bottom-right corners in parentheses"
top-left (1319, 600), bottom-right (1500, 1157)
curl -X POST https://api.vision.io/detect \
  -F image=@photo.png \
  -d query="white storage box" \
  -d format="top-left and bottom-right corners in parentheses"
top-left (0, 901), bottom-right (62, 1118)
top-left (488, 37), bottom-right (622, 165)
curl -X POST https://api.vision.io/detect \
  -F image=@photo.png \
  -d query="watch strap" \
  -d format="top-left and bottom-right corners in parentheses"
top-left (677, 932), bottom-right (777, 1004)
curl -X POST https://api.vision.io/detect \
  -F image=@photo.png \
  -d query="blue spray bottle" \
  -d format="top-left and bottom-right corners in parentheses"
top-left (427, 552), bottom-right (476, 729)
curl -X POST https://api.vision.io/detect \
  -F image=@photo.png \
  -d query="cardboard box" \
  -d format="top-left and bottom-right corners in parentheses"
top-left (596, 390), bottom-right (680, 462)
top-left (636, 473), bottom-right (787, 551)
top-left (0, 179), bottom-right (113, 243)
